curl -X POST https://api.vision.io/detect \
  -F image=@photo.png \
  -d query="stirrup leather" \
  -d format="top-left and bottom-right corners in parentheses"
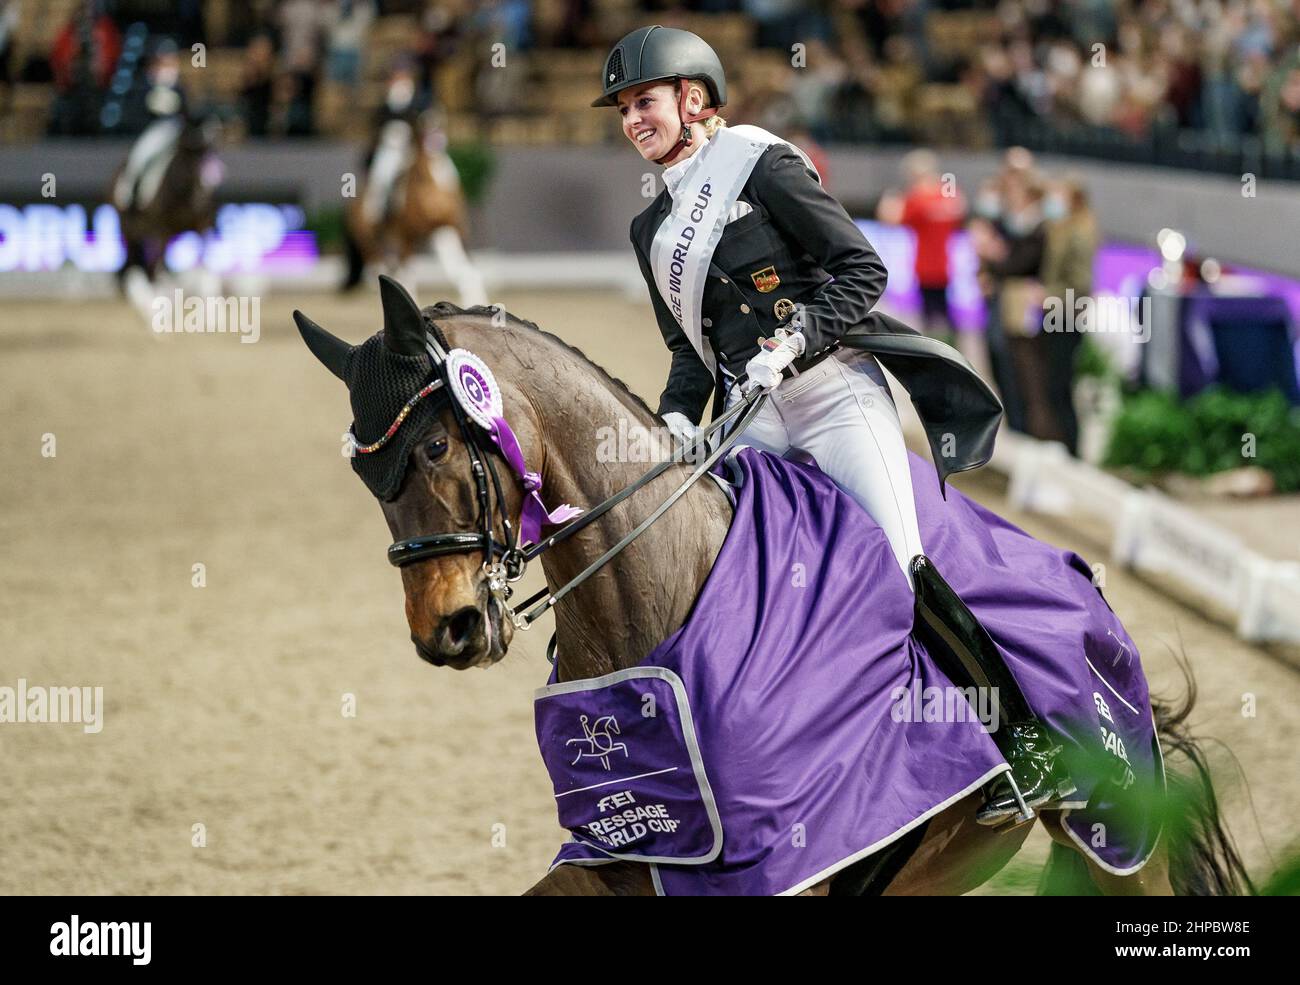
top-left (908, 555), bottom-right (1074, 824)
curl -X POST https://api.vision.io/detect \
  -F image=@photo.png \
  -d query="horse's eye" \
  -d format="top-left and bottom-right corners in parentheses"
top-left (425, 437), bottom-right (449, 461)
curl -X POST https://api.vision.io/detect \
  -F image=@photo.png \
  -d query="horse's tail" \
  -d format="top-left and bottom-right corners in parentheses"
top-left (1152, 650), bottom-right (1255, 896)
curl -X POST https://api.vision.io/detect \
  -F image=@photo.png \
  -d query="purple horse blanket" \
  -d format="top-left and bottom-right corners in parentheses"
top-left (536, 447), bottom-right (1164, 895)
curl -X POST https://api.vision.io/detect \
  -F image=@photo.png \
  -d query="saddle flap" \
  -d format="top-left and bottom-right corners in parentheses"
top-left (534, 667), bottom-right (722, 864)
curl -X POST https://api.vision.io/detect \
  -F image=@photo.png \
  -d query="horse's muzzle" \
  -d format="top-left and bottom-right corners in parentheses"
top-left (413, 595), bottom-right (509, 669)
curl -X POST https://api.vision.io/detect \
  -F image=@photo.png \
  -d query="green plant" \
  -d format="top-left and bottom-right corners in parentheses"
top-left (1261, 846), bottom-right (1300, 895)
top-left (1074, 336), bottom-right (1117, 382)
top-left (446, 142), bottom-right (496, 205)
top-left (1103, 386), bottom-right (1300, 492)
top-left (303, 206), bottom-right (347, 254)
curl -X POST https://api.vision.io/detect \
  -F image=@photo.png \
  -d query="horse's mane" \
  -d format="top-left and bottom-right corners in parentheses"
top-left (424, 300), bottom-right (661, 422)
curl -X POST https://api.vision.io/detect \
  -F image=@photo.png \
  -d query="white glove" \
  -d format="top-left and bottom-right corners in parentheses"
top-left (742, 329), bottom-right (806, 394)
top-left (662, 411), bottom-right (701, 447)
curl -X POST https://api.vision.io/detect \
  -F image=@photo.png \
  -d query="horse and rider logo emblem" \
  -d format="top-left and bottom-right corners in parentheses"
top-left (751, 266), bottom-right (780, 293)
top-left (566, 714), bottom-right (628, 770)
top-left (773, 297), bottom-right (796, 321)
top-left (1106, 629), bottom-right (1133, 668)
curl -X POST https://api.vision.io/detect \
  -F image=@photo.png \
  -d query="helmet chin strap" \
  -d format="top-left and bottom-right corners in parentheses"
top-left (654, 78), bottom-right (718, 166)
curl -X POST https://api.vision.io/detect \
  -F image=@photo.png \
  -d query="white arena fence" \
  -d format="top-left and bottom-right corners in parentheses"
top-left (998, 433), bottom-right (1300, 646)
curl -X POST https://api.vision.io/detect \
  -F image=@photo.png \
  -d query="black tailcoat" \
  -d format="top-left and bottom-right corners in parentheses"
top-left (630, 140), bottom-right (1002, 490)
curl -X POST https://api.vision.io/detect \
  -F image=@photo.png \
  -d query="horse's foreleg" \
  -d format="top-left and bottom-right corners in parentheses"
top-left (117, 236), bottom-right (143, 291)
top-left (524, 861), bottom-right (655, 896)
top-left (431, 225), bottom-right (488, 307)
top-left (123, 257), bottom-right (158, 323)
top-left (391, 241), bottom-right (419, 300)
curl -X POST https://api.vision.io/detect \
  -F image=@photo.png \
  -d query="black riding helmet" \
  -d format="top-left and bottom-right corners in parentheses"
top-left (592, 25), bottom-right (727, 165)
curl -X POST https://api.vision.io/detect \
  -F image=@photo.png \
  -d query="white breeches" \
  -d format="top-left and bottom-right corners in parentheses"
top-left (113, 118), bottom-right (183, 210)
top-left (722, 349), bottom-right (925, 590)
top-left (364, 120), bottom-right (414, 224)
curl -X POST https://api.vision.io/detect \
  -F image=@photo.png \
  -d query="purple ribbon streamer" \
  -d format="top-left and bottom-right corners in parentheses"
top-left (487, 415), bottom-right (582, 545)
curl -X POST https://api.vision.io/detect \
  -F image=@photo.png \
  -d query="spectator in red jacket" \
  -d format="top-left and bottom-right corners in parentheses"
top-left (48, 0), bottom-right (122, 134)
top-left (878, 149), bottom-right (966, 338)
top-left (50, 1), bottom-right (120, 90)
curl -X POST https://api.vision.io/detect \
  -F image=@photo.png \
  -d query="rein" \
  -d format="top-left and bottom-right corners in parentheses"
top-left (381, 324), bottom-right (769, 632)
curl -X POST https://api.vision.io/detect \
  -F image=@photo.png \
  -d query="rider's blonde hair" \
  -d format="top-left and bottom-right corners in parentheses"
top-left (685, 79), bottom-right (727, 139)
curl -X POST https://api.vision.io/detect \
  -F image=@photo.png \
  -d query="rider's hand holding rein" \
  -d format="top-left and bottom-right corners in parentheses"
top-left (661, 411), bottom-right (701, 446)
top-left (742, 328), bottom-right (806, 394)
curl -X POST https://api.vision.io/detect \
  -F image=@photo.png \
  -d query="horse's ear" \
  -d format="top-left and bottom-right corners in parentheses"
top-left (294, 310), bottom-right (351, 382)
top-left (378, 275), bottom-right (426, 357)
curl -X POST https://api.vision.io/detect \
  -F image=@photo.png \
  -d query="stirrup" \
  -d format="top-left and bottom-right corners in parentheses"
top-left (976, 744), bottom-right (1076, 828)
top-left (1002, 771), bottom-right (1036, 825)
top-left (978, 771), bottom-right (1037, 828)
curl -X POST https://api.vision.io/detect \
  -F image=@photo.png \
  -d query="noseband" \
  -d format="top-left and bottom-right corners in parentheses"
top-left (372, 320), bottom-right (771, 631)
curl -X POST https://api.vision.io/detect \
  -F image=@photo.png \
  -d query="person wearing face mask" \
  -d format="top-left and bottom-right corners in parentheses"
top-left (996, 175), bottom-right (1050, 437)
top-left (594, 25), bottom-right (1075, 826)
top-left (972, 180), bottom-right (1002, 222)
top-left (973, 171), bottom-right (1047, 435)
top-left (1039, 176), bottom-right (1099, 455)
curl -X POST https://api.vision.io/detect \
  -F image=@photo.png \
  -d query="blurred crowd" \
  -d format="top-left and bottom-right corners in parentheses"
top-left (962, 0), bottom-right (1300, 154)
top-left (878, 146), bottom-right (1101, 454)
top-left (5, 1), bottom-right (1280, 452)
top-left (708, 0), bottom-right (1300, 153)
top-left (9, 0), bottom-right (1300, 156)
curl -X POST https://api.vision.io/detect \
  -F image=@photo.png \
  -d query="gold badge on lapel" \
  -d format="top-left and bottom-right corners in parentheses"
top-left (750, 266), bottom-right (780, 293)
top-left (773, 297), bottom-right (796, 321)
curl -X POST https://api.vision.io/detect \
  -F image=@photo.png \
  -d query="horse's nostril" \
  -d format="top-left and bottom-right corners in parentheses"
top-left (412, 635), bottom-right (446, 666)
top-left (443, 606), bottom-right (483, 652)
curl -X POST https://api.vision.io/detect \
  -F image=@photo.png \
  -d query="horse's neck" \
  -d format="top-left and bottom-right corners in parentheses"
top-left (485, 326), bottom-right (731, 682)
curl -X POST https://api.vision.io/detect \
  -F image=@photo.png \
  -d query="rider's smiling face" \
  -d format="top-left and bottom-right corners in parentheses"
top-left (617, 82), bottom-right (705, 164)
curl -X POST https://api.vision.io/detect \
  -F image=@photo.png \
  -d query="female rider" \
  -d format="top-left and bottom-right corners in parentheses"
top-left (593, 25), bottom-right (1072, 824)
top-left (606, 27), bottom-right (922, 586)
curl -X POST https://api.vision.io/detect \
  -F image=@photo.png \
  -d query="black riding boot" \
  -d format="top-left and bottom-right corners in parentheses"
top-left (909, 555), bottom-right (1075, 826)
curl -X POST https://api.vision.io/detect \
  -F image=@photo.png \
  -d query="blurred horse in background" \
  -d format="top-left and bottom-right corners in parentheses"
top-left (343, 114), bottom-right (486, 306)
top-left (112, 115), bottom-right (223, 313)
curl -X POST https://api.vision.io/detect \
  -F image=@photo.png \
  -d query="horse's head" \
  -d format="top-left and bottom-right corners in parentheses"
top-left (295, 278), bottom-right (542, 670)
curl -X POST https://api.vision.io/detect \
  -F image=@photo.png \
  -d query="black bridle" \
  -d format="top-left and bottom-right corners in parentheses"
top-left (384, 324), bottom-right (770, 631)
top-left (385, 328), bottom-right (525, 578)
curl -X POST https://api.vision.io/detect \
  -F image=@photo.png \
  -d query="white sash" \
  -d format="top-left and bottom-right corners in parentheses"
top-left (649, 125), bottom-right (817, 380)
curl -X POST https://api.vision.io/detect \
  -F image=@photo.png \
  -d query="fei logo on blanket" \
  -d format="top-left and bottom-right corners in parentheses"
top-left (535, 668), bottom-right (722, 864)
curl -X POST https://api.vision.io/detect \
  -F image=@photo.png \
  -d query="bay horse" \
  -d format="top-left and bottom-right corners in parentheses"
top-left (295, 281), bottom-right (1253, 896)
top-left (344, 116), bottom-right (486, 307)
